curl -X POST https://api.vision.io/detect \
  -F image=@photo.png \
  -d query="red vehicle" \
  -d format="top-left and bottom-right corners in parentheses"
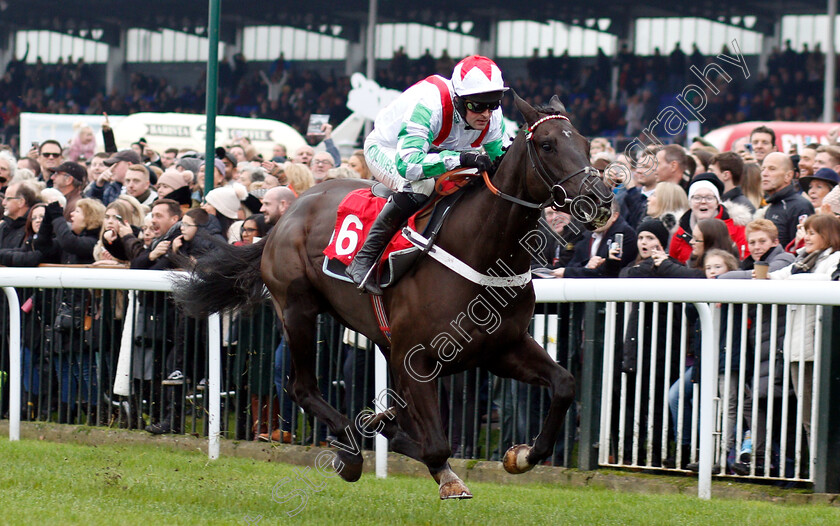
top-left (704, 121), bottom-right (839, 153)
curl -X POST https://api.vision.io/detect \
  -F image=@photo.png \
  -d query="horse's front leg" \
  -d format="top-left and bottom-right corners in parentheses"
top-left (488, 335), bottom-right (575, 474)
top-left (391, 360), bottom-right (472, 499)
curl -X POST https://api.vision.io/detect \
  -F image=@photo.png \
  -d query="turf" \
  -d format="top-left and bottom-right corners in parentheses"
top-left (1, 439), bottom-right (838, 525)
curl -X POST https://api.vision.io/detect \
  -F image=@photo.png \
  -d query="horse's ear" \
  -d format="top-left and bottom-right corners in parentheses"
top-left (513, 90), bottom-right (540, 126)
top-left (548, 94), bottom-right (567, 114)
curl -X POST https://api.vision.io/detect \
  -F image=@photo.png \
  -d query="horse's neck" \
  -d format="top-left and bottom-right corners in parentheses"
top-left (447, 141), bottom-right (540, 271)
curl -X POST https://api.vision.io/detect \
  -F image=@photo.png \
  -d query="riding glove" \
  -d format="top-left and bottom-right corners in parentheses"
top-left (459, 152), bottom-right (493, 174)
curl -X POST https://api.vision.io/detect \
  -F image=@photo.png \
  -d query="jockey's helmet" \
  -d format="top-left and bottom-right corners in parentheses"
top-left (451, 55), bottom-right (508, 103)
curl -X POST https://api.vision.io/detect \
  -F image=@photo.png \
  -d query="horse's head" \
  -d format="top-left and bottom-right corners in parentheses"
top-left (512, 92), bottom-right (613, 229)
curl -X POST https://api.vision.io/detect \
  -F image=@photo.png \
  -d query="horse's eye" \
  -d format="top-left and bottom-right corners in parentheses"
top-left (541, 142), bottom-right (552, 152)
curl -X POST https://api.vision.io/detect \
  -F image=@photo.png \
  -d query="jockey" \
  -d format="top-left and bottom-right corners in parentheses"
top-left (347, 55), bottom-right (511, 294)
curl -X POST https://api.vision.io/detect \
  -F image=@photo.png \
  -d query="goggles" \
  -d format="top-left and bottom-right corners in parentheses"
top-left (463, 99), bottom-right (501, 113)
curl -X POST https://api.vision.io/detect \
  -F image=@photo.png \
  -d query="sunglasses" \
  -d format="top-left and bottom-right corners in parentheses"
top-left (41, 152), bottom-right (61, 158)
top-left (464, 99), bottom-right (501, 113)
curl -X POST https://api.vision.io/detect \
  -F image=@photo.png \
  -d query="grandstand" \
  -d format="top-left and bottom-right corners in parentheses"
top-left (0, 1), bottom-right (838, 151)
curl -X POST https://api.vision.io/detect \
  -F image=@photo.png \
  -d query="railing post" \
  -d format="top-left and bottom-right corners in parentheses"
top-left (207, 312), bottom-right (221, 460)
top-left (814, 306), bottom-right (840, 493)
top-left (4, 287), bottom-right (21, 441)
top-left (579, 301), bottom-right (605, 470)
top-left (694, 302), bottom-right (717, 500)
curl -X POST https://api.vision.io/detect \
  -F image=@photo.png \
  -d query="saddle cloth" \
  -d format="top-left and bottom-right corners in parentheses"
top-left (322, 181), bottom-right (465, 289)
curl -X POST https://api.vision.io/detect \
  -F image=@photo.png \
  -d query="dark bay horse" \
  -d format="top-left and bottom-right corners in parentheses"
top-left (174, 94), bottom-right (612, 499)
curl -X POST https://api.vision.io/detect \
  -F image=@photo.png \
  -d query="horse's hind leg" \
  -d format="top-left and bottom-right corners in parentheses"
top-left (487, 335), bottom-right (575, 474)
top-left (280, 295), bottom-right (364, 482)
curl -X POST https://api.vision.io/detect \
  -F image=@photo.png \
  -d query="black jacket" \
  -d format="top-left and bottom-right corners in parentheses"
top-left (619, 187), bottom-right (648, 230)
top-left (564, 217), bottom-right (638, 278)
top-left (0, 212), bottom-right (28, 250)
top-left (764, 184), bottom-right (814, 247)
top-left (722, 187), bottom-right (756, 214)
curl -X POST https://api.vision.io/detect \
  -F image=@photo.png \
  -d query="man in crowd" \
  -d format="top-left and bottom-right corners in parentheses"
top-left (292, 145), bottom-right (314, 165)
top-left (710, 151), bottom-right (755, 213)
top-left (86, 149), bottom-right (142, 205)
top-left (749, 125), bottom-right (777, 164)
top-left (814, 145), bottom-right (840, 173)
top-left (48, 161), bottom-right (86, 220)
top-left (161, 148), bottom-right (179, 169)
top-left (124, 164), bottom-right (158, 207)
top-left (761, 152), bottom-right (814, 246)
top-left (550, 200), bottom-right (637, 278)
top-left (310, 152), bottom-right (335, 183)
top-left (797, 143), bottom-right (819, 177)
top-left (621, 146), bottom-right (657, 229)
top-left (38, 140), bottom-right (64, 175)
top-left (654, 144), bottom-right (690, 190)
top-left (260, 186), bottom-right (297, 225)
top-left (0, 181), bottom-right (38, 250)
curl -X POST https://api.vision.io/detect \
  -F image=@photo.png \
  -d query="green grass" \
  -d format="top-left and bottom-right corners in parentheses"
top-left (1, 439), bottom-right (839, 525)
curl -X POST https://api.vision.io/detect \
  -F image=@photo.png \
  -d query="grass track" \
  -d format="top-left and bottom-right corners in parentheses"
top-left (1, 439), bottom-right (838, 525)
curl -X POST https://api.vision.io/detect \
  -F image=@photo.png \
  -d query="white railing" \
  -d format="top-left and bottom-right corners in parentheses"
top-left (4, 270), bottom-right (839, 499)
top-left (533, 278), bottom-right (840, 499)
top-left (0, 267), bottom-right (223, 460)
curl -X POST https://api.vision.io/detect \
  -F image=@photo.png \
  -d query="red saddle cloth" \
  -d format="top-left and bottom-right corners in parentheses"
top-left (323, 188), bottom-right (416, 265)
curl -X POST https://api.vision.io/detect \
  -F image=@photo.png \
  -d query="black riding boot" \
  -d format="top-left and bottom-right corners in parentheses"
top-left (346, 191), bottom-right (428, 295)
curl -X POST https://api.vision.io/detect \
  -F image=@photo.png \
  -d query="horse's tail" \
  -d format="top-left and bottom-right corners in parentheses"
top-left (172, 237), bottom-right (268, 318)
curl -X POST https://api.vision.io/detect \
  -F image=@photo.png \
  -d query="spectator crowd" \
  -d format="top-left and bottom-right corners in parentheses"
top-left (1, 40), bottom-right (836, 149)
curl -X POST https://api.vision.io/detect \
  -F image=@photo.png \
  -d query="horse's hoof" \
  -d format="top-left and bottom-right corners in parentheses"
top-left (333, 454), bottom-right (363, 482)
top-left (439, 479), bottom-right (473, 499)
top-left (503, 444), bottom-right (535, 474)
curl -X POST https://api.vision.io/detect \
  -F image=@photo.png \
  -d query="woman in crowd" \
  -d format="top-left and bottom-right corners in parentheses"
top-left (740, 162), bottom-right (763, 210)
top-left (283, 163), bottom-right (315, 196)
top-left (669, 175), bottom-right (751, 263)
top-left (799, 167), bottom-right (839, 209)
top-left (766, 214), bottom-right (840, 452)
top-left (347, 150), bottom-right (371, 179)
top-left (156, 169), bottom-right (193, 212)
top-left (236, 214), bottom-right (269, 246)
top-left (645, 181), bottom-right (688, 242)
top-left (38, 198), bottom-right (105, 424)
top-left (202, 185), bottom-right (245, 240)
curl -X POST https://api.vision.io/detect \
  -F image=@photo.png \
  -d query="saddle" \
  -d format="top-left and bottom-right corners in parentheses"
top-left (323, 180), bottom-right (473, 290)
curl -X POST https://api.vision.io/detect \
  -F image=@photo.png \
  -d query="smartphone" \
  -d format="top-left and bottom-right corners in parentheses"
top-left (744, 143), bottom-right (753, 153)
top-left (115, 214), bottom-right (124, 223)
top-left (31, 141), bottom-right (39, 150)
top-left (611, 233), bottom-right (624, 258)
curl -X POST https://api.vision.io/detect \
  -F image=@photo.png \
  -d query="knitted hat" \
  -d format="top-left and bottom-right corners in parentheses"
top-left (688, 180), bottom-right (721, 202)
top-left (689, 172), bottom-right (724, 200)
top-left (176, 157), bottom-right (203, 174)
top-left (157, 169), bottom-right (187, 190)
top-left (823, 185), bottom-right (840, 215)
top-left (636, 218), bottom-right (670, 249)
top-left (214, 158), bottom-right (226, 176)
top-left (204, 186), bottom-right (243, 219)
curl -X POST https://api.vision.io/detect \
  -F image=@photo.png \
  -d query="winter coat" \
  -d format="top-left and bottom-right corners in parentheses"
top-left (721, 187), bottom-right (756, 214)
top-left (762, 184), bottom-right (815, 247)
top-left (668, 200), bottom-right (753, 263)
top-left (769, 247), bottom-right (840, 362)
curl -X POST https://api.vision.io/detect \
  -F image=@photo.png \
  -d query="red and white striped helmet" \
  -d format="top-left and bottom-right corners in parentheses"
top-left (451, 55), bottom-right (508, 99)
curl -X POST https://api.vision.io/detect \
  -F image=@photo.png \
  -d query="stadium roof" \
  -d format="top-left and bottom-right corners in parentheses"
top-left (0, 0), bottom-right (830, 46)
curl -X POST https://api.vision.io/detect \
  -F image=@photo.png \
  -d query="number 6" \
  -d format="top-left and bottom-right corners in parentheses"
top-left (335, 214), bottom-right (363, 256)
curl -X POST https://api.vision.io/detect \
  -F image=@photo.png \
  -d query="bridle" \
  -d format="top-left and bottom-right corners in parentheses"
top-left (481, 114), bottom-right (600, 210)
